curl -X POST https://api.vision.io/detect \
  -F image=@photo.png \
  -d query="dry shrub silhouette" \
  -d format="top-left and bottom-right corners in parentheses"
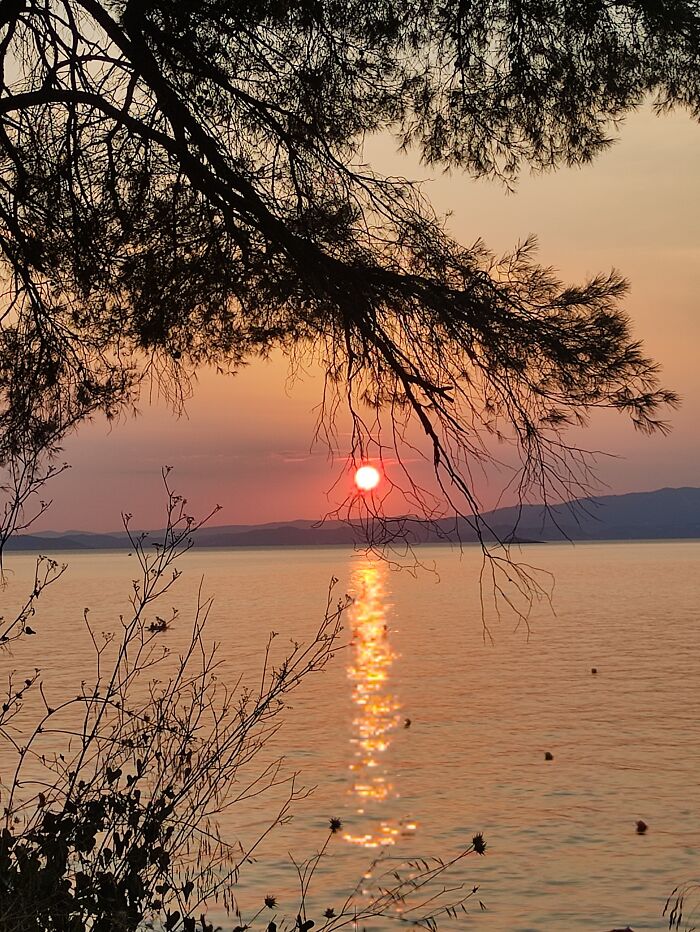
top-left (1, 467), bottom-right (486, 931)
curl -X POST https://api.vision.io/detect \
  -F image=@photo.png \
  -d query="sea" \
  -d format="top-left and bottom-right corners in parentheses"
top-left (2, 540), bottom-right (699, 931)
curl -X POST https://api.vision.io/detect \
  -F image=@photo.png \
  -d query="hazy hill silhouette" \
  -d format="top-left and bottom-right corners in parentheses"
top-left (7, 487), bottom-right (700, 551)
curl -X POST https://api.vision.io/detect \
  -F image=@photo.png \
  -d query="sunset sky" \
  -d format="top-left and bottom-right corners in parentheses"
top-left (37, 105), bottom-right (699, 532)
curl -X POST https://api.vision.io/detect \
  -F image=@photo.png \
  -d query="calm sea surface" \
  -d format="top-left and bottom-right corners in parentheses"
top-left (2, 541), bottom-right (700, 931)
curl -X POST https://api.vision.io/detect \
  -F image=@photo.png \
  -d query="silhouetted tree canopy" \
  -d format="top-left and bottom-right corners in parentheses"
top-left (0, 0), bottom-right (694, 516)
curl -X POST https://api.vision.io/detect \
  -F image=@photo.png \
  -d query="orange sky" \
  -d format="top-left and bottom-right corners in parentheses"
top-left (36, 106), bottom-right (699, 531)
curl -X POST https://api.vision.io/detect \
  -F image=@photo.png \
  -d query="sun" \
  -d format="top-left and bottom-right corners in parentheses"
top-left (354, 465), bottom-right (381, 492)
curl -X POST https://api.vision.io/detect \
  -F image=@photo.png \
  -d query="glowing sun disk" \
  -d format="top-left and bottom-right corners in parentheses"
top-left (355, 465), bottom-right (381, 491)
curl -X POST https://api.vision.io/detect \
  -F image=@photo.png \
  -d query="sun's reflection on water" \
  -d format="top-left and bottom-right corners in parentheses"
top-left (344, 562), bottom-right (415, 848)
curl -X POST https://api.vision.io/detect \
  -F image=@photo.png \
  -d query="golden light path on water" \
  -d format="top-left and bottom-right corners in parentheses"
top-left (344, 562), bottom-right (416, 849)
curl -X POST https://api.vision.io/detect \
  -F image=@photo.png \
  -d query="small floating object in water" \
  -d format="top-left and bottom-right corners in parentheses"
top-left (636, 820), bottom-right (648, 834)
top-left (544, 751), bottom-right (554, 761)
top-left (591, 667), bottom-right (598, 674)
top-left (404, 718), bottom-right (412, 728)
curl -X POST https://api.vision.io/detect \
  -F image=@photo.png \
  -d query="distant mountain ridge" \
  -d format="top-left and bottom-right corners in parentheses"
top-left (5, 487), bottom-right (700, 551)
